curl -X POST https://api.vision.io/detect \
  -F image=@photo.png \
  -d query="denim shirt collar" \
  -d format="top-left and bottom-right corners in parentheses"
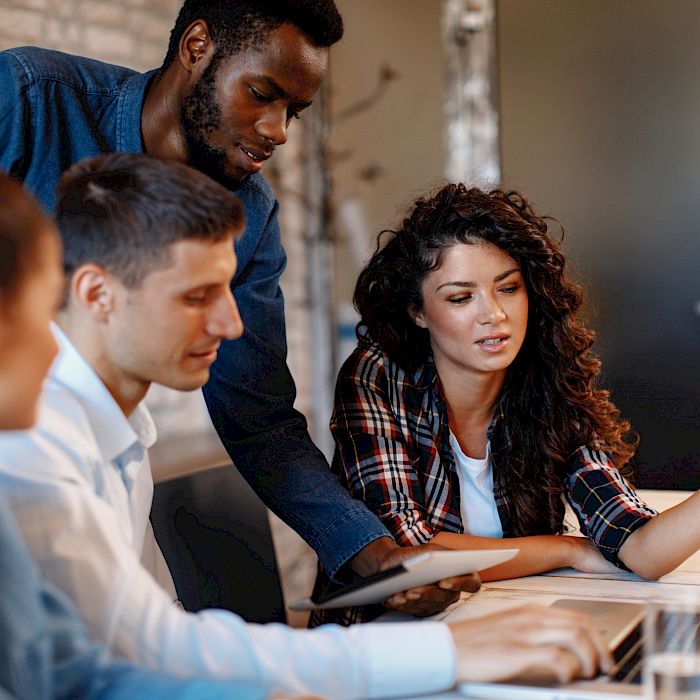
top-left (115, 69), bottom-right (156, 153)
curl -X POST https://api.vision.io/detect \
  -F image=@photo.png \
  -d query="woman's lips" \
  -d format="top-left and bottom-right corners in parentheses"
top-left (475, 336), bottom-right (510, 353)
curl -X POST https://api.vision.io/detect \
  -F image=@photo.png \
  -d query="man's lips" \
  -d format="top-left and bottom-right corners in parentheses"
top-left (240, 145), bottom-right (272, 164)
top-left (189, 346), bottom-right (220, 362)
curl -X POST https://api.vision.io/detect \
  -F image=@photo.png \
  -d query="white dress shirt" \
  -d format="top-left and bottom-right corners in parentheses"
top-left (0, 326), bottom-right (457, 699)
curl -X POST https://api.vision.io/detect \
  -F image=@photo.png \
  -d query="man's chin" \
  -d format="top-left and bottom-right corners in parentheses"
top-left (216, 168), bottom-right (251, 191)
top-left (187, 155), bottom-right (249, 191)
top-left (162, 372), bottom-right (211, 393)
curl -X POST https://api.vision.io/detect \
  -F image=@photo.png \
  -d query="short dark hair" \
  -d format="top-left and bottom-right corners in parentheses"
top-left (54, 152), bottom-right (243, 289)
top-left (163, 0), bottom-right (343, 68)
top-left (0, 171), bottom-right (54, 305)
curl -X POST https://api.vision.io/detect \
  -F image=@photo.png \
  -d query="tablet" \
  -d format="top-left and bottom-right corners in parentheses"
top-left (289, 548), bottom-right (519, 611)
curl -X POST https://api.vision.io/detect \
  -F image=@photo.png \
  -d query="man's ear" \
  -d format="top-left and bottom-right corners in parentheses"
top-left (408, 305), bottom-right (427, 329)
top-left (178, 19), bottom-right (214, 74)
top-left (70, 264), bottom-right (117, 322)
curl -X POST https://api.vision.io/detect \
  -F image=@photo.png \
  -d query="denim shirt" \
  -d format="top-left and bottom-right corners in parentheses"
top-left (0, 46), bottom-right (389, 577)
top-left (0, 497), bottom-right (267, 700)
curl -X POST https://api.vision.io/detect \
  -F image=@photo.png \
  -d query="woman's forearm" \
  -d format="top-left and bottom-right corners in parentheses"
top-left (432, 532), bottom-right (581, 581)
top-left (618, 490), bottom-right (700, 580)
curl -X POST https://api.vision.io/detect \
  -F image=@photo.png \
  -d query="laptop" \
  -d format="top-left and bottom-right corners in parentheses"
top-left (458, 598), bottom-right (648, 699)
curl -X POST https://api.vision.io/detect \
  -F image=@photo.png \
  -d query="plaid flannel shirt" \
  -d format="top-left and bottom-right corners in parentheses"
top-left (311, 339), bottom-right (656, 627)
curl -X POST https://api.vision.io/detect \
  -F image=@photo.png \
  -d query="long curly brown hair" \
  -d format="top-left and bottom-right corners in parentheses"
top-left (354, 183), bottom-right (637, 536)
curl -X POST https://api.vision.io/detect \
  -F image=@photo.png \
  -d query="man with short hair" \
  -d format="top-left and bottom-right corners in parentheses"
top-left (0, 0), bottom-right (429, 594)
top-left (0, 152), bottom-right (610, 698)
top-left (0, 166), bottom-right (266, 700)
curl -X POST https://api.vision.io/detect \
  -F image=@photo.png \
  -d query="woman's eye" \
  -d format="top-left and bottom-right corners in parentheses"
top-left (448, 295), bottom-right (472, 304)
top-left (185, 295), bottom-right (207, 304)
top-left (500, 284), bottom-right (521, 294)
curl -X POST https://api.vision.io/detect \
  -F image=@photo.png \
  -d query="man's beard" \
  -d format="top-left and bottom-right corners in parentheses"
top-left (180, 62), bottom-right (246, 191)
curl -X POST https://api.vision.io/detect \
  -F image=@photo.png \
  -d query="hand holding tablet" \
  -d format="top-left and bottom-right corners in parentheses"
top-left (290, 548), bottom-right (519, 611)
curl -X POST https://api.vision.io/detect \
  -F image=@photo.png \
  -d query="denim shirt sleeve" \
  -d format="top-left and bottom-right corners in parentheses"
top-left (203, 182), bottom-right (391, 578)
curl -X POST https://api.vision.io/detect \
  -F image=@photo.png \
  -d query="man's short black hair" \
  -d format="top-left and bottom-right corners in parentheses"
top-left (162, 0), bottom-right (343, 68)
top-left (54, 152), bottom-right (243, 290)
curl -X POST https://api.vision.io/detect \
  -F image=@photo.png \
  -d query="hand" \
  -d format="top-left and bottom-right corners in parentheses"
top-left (380, 542), bottom-right (481, 617)
top-left (448, 605), bottom-right (613, 684)
top-left (567, 536), bottom-right (620, 575)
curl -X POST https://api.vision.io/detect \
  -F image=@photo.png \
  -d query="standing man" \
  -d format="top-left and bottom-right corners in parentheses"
top-left (0, 0), bottom-right (463, 602)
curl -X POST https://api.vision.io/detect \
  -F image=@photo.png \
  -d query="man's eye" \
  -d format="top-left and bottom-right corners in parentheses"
top-left (249, 86), bottom-right (269, 101)
top-left (185, 295), bottom-right (207, 304)
top-left (288, 109), bottom-right (301, 120)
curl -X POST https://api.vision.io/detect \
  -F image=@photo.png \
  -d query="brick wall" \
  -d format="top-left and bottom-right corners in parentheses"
top-left (0, 0), bottom-right (179, 71)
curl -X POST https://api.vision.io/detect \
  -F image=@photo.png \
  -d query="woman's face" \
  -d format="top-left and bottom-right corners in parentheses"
top-left (412, 241), bottom-right (529, 382)
top-left (0, 230), bottom-right (64, 430)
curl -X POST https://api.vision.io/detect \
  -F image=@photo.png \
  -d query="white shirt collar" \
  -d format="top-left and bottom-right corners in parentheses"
top-left (49, 324), bottom-right (157, 464)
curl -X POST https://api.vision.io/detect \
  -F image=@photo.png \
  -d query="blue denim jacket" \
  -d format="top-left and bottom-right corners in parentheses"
top-left (0, 497), bottom-right (266, 699)
top-left (0, 46), bottom-right (389, 577)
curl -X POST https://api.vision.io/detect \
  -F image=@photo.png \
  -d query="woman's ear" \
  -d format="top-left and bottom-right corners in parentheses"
top-left (408, 305), bottom-right (427, 329)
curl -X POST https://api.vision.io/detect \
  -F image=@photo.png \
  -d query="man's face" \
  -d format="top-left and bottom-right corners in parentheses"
top-left (105, 236), bottom-right (243, 394)
top-left (181, 22), bottom-right (328, 189)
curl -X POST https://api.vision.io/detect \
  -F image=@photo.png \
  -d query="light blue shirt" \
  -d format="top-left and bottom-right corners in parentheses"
top-left (0, 328), bottom-right (458, 698)
top-left (0, 495), bottom-right (268, 699)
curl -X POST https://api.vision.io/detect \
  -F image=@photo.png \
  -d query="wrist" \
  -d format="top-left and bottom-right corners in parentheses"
top-left (562, 535), bottom-right (585, 569)
top-left (350, 536), bottom-right (399, 576)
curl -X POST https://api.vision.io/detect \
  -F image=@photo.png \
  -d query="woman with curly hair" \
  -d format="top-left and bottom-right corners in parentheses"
top-left (315, 182), bottom-right (700, 626)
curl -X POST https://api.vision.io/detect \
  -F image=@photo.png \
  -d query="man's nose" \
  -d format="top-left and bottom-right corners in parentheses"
top-left (208, 289), bottom-right (244, 340)
top-left (256, 107), bottom-right (289, 146)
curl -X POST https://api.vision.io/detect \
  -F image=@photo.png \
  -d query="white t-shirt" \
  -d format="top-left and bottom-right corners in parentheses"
top-left (450, 432), bottom-right (503, 538)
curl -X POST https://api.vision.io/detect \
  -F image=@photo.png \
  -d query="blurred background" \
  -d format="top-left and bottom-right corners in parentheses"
top-left (1, 0), bottom-right (697, 624)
